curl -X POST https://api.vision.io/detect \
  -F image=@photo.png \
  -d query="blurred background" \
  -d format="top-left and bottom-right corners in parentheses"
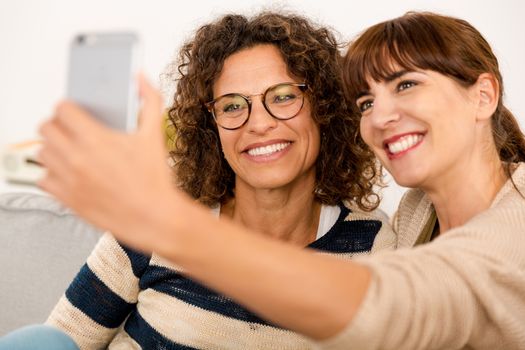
top-left (1, 0), bottom-right (523, 215)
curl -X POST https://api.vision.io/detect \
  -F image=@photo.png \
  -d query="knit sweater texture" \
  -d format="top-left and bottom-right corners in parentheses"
top-left (316, 163), bottom-right (525, 350)
top-left (47, 203), bottom-right (395, 349)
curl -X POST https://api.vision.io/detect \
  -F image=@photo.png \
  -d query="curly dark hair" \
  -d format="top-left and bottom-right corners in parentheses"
top-left (166, 11), bottom-right (380, 210)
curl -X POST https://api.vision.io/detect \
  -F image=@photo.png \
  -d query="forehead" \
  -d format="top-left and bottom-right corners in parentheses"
top-left (213, 44), bottom-right (295, 96)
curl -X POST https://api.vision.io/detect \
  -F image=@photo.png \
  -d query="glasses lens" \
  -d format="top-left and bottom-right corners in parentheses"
top-left (265, 84), bottom-right (304, 119)
top-left (213, 94), bottom-right (249, 129)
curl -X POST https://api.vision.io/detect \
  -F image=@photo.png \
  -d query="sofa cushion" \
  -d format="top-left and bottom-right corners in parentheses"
top-left (0, 192), bottom-right (102, 335)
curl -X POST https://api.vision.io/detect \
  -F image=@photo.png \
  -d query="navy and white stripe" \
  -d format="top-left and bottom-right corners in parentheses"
top-left (47, 203), bottom-right (393, 349)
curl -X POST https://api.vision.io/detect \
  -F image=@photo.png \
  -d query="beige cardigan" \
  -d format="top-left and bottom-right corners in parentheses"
top-left (317, 163), bottom-right (525, 350)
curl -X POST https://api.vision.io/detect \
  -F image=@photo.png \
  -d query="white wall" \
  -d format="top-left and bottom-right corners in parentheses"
top-left (1, 0), bottom-right (524, 215)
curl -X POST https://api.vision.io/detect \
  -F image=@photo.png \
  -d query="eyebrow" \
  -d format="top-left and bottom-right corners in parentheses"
top-left (384, 69), bottom-right (409, 82)
top-left (355, 69), bottom-right (410, 99)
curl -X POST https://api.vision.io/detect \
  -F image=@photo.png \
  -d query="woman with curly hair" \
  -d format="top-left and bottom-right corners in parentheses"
top-left (3, 11), bottom-right (394, 350)
top-left (170, 12), bottom-right (378, 210)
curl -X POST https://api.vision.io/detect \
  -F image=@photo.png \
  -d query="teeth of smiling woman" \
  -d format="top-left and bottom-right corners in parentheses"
top-left (247, 142), bottom-right (291, 156)
top-left (388, 134), bottom-right (423, 154)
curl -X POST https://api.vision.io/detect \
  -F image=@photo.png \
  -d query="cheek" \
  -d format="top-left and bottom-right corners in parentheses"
top-left (308, 118), bottom-right (320, 141)
top-left (359, 118), bottom-right (373, 147)
top-left (306, 120), bottom-right (321, 156)
top-left (291, 105), bottom-right (320, 148)
top-left (218, 131), bottom-right (236, 160)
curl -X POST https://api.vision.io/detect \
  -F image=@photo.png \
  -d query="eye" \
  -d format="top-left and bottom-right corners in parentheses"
top-left (397, 80), bottom-right (417, 92)
top-left (357, 99), bottom-right (374, 114)
top-left (223, 103), bottom-right (242, 113)
top-left (215, 95), bottom-right (248, 116)
top-left (268, 84), bottom-right (302, 105)
top-left (272, 93), bottom-right (297, 104)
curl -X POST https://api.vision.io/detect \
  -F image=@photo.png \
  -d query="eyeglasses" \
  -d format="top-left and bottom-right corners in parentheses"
top-left (205, 82), bottom-right (308, 130)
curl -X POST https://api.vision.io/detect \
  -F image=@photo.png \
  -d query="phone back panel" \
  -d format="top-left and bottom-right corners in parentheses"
top-left (67, 33), bottom-right (139, 131)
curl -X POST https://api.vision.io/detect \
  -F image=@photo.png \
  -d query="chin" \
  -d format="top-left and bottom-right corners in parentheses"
top-left (387, 169), bottom-right (425, 189)
top-left (250, 178), bottom-right (291, 190)
top-left (394, 178), bottom-right (421, 189)
top-left (243, 172), bottom-right (300, 190)
top-left (384, 158), bottom-right (432, 188)
top-left (238, 167), bottom-right (315, 191)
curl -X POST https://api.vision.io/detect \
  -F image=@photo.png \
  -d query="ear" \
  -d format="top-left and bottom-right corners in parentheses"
top-left (474, 73), bottom-right (499, 121)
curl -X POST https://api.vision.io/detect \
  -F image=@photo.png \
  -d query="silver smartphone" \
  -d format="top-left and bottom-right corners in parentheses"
top-left (67, 32), bottom-right (140, 131)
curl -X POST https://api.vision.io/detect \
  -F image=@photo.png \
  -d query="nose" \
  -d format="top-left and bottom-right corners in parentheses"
top-left (246, 96), bottom-right (278, 134)
top-left (368, 93), bottom-right (401, 129)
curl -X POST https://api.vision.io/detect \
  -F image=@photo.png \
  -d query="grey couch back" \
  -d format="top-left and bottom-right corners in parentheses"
top-left (0, 192), bottom-right (102, 335)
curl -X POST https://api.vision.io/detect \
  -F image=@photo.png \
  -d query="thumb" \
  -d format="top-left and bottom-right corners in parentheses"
top-left (137, 73), bottom-right (164, 138)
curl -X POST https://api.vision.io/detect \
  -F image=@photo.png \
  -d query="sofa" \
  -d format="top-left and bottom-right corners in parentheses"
top-left (0, 192), bottom-right (102, 335)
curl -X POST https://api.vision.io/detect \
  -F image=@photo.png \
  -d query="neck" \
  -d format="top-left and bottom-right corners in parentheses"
top-left (221, 174), bottom-right (321, 246)
top-left (424, 155), bottom-right (507, 234)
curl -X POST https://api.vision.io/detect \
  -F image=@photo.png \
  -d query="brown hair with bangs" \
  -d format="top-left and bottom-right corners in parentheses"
top-left (166, 11), bottom-right (380, 210)
top-left (343, 11), bottom-right (525, 172)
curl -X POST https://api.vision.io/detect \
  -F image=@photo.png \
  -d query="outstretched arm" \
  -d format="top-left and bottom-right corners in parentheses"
top-left (37, 76), bottom-right (370, 340)
top-left (37, 77), bottom-right (525, 349)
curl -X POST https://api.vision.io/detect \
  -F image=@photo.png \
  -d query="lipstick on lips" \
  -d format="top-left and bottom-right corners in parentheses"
top-left (383, 132), bottom-right (425, 159)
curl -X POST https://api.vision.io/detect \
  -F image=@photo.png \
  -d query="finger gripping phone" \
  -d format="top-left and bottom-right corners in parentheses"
top-left (67, 32), bottom-right (140, 131)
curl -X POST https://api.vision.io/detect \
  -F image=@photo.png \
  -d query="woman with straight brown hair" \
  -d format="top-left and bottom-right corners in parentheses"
top-left (337, 11), bottom-right (525, 348)
top-left (5, 10), bottom-right (524, 350)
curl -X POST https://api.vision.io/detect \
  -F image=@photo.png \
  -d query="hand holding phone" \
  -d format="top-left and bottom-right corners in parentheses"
top-left (38, 76), bottom-right (172, 245)
top-left (0, 32), bottom-right (142, 186)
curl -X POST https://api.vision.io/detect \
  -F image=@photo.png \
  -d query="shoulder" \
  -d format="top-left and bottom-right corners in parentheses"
top-left (338, 201), bottom-right (397, 253)
top-left (465, 164), bottom-right (525, 237)
top-left (466, 162), bottom-right (525, 233)
top-left (490, 162), bottom-right (525, 208)
top-left (92, 233), bottom-right (151, 278)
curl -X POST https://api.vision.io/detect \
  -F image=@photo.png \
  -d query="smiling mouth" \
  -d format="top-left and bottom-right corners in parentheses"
top-left (384, 134), bottom-right (424, 156)
top-left (246, 142), bottom-right (292, 157)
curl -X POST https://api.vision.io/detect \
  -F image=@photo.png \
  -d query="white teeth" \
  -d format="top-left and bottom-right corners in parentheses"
top-left (387, 134), bottom-right (423, 154)
top-left (247, 142), bottom-right (291, 157)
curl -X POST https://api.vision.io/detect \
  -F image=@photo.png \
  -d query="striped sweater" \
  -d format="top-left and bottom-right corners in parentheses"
top-left (47, 203), bottom-right (395, 349)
